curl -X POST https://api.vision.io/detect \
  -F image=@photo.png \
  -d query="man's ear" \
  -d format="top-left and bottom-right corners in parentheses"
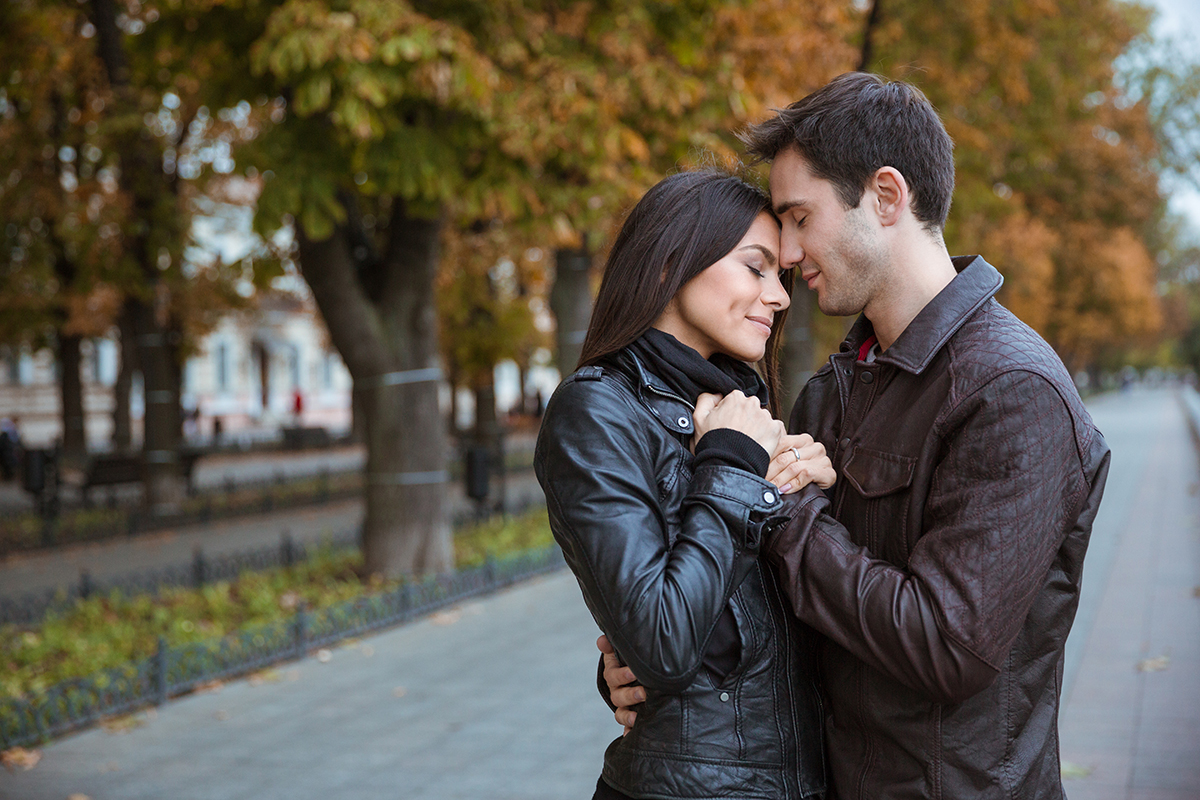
top-left (869, 167), bottom-right (909, 227)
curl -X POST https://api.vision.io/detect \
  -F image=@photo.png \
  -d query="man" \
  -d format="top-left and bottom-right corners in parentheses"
top-left (603, 72), bottom-right (1110, 799)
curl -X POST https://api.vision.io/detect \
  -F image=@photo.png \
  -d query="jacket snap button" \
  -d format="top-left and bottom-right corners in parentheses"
top-left (860, 372), bottom-right (874, 384)
top-left (719, 692), bottom-right (730, 702)
top-left (839, 437), bottom-right (851, 449)
top-left (677, 416), bottom-right (690, 427)
top-left (763, 491), bottom-right (776, 504)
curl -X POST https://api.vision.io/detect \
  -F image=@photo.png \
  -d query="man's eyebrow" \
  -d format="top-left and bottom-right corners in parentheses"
top-left (773, 199), bottom-right (806, 216)
top-left (740, 244), bottom-right (777, 265)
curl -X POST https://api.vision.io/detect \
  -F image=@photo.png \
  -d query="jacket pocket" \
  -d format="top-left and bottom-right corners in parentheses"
top-left (842, 446), bottom-right (916, 498)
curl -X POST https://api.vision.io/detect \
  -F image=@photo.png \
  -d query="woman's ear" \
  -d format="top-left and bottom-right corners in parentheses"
top-left (870, 167), bottom-right (909, 227)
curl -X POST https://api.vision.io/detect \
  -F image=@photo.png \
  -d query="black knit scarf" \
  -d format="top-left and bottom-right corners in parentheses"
top-left (625, 327), bottom-right (768, 407)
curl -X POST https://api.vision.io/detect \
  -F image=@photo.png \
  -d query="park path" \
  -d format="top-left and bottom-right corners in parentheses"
top-left (0, 386), bottom-right (1196, 799)
top-left (0, 472), bottom-right (545, 602)
top-left (1058, 386), bottom-right (1200, 799)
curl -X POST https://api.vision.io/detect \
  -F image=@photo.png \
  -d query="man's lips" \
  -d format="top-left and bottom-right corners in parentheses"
top-left (747, 316), bottom-right (773, 336)
top-left (802, 271), bottom-right (820, 290)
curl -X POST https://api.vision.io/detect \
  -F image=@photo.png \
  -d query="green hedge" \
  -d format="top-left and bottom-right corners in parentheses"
top-left (1, 508), bottom-right (553, 702)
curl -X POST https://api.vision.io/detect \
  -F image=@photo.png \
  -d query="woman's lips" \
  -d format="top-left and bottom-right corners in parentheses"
top-left (747, 316), bottom-right (773, 336)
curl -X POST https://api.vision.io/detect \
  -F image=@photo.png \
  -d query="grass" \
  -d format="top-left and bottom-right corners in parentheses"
top-left (0, 507), bottom-right (553, 702)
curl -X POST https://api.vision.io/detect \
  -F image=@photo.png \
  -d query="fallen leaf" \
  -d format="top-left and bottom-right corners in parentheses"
top-left (68, 794), bottom-right (92, 800)
top-left (339, 638), bottom-right (361, 649)
top-left (1, 747), bottom-right (41, 772)
top-left (195, 679), bottom-right (224, 694)
top-left (392, 686), bottom-right (408, 698)
top-left (1137, 655), bottom-right (1170, 673)
top-left (100, 714), bottom-right (145, 734)
top-left (361, 645), bottom-right (375, 658)
top-left (248, 668), bottom-right (283, 686)
top-left (214, 710), bottom-right (231, 721)
top-left (285, 668), bottom-right (301, 682)
top-left (431, 609), bottom-right (462, 626)
top-left (316, 648), bottom-right (333, 663)
top-left (1192, 586), bottom-right (1200, 598)
top-left (1061, 762), bottom-right (1092, 779)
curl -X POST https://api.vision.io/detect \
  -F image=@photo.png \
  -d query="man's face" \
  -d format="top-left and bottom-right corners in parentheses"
top-left (769, 148), bottom-right (888, 318)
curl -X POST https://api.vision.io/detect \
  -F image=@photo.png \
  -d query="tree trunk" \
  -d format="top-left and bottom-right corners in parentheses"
top-left (857, 0), bottom-right (883, 72)
top-left (549, 247), bottom-right (593, 379)
top-left (88, 0), bottom-right (185, 510)
top-left (129, 298), bottom-right (184, 513)
top-left (296, 203), bottom-right (451, 578)
top-left (472, 379), bottom-right (505, 511)
top-left (58, 334), bottom-right (87, 465)
top-left (112, 303), bottom-right (136, 451)
top-left (779, 291), bottom-right (817, 415)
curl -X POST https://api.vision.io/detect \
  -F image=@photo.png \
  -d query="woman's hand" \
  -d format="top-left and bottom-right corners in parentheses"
top-left (693, 391), bottom-right (785, 456)
top-left (768, 433), bottom-right (836, 493)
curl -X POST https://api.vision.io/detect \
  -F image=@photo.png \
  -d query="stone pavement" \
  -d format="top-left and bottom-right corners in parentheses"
top-left (0, 386), bottom-right (1196, 799)
top-left (1058, 386), bottom-right (1200, 799)
top-left (0, 571), bottom-right (615, 800)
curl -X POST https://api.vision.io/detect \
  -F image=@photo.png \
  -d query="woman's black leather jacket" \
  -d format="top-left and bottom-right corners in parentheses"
top-left (534, 349), bottom-right (826, 800)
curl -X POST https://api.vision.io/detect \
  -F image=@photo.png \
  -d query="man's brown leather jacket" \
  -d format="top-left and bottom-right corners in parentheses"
top-left (769, 256), bottom-right (1110, 799)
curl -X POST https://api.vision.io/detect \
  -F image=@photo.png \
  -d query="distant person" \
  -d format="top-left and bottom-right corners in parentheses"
top-left (536, 169), bottom-right (835, 800)
top-left (602, 73), bottom-right (1111, 799)
top-left (292, 388), bottom-right (304, 422)
top-left (0, 416), bottom-right (18, 481)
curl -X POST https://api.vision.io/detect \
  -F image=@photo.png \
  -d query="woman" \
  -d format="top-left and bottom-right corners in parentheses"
top-left (534, 169), bottom-right (833, 800)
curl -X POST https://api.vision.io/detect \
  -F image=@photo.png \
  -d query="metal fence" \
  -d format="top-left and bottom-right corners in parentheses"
top-left (0, 467), bottom-right (364, 557)
top-left (0, 542), bottom-right (565, 749)
top-left (0, 529), bottom-right (362, 627)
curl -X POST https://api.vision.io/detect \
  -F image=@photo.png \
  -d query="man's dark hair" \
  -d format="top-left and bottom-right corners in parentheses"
top-left (741, 72), bottom-right (955, 232)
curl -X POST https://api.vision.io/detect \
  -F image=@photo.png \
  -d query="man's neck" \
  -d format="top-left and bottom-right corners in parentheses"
top-left (865, 236), bottom-right (957, 351)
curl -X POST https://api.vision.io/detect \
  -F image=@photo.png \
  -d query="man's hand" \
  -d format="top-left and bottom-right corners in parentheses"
top-left (768, 433), bottom-right (836, 493)
top-left (693, 391), bottom-right (786, 456)
top-left (598, 634), bottom-right (645, 735)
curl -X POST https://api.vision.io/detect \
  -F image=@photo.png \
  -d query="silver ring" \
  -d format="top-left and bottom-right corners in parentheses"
top-left (791, 447), bottom-right (802, 463)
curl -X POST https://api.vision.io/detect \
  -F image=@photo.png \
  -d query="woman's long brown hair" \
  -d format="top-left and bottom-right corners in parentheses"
top-left (577, 169), bottom-right (795, 419)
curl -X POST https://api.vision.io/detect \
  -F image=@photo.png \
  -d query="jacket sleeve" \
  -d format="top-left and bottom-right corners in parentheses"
top-left (536, 377), bottom-right (784, 694)
top-left (766, 369), bottom-right (1098, 704)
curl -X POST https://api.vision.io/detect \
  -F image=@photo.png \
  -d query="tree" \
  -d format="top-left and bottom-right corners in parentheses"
top-left (0, 0), bottom-right (127, 464)
top-left (862, 0), bottom-right (1168, 371)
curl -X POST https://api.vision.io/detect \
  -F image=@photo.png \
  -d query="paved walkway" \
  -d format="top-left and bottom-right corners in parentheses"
top-left (1058, 386), bottom-right (1200, 799)
top-left (0, 468), bottom-right (546, 602)
top-left (0, 386), bottom-right (1196, 799)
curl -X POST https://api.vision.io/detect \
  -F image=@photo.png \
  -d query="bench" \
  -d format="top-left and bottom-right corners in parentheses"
top-left (82, 451), bottom-right (201, 505)
top-left (281, 426), bottom-right (331, 450)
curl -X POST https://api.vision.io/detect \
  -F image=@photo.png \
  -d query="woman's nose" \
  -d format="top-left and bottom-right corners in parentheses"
top-left (764, 273), bottom-right (791, 310)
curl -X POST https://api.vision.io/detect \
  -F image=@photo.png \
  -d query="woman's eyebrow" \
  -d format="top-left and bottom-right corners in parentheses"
top-left (739, 244), bottom-right (778, 265)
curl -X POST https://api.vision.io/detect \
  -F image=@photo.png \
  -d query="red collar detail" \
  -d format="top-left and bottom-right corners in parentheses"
top-left (858, 335), bottom-right (878, 362)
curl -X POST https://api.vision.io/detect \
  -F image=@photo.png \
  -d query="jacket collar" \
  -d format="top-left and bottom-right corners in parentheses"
top-left (839, 255), bottom-right (1003, 375)
top-left (608, 348), bottom-right (696, 436)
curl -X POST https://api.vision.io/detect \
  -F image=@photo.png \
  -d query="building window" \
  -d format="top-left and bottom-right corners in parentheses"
top-left (290, 345), bottom-right (301, 389)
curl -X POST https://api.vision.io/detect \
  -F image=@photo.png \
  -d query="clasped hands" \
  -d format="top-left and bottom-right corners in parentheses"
top-left (693, 390), bottom-right (835, 494)
top-left (599, 392), bottom-right (836, 735)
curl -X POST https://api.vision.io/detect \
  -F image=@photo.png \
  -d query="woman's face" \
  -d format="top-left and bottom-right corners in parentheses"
top-left (655, 212), bottom-right (790, 362)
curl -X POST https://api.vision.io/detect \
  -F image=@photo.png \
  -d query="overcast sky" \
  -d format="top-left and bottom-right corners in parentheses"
top-left (1145, 0), bottom-right (1200, 233)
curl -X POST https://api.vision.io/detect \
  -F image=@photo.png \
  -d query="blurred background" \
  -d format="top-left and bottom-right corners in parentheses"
top-left (0, 0), bottom-right (1198, 796)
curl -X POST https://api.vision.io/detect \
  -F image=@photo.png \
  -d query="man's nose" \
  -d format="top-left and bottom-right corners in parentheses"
top-left (781, 232), bottom-right (805, 269)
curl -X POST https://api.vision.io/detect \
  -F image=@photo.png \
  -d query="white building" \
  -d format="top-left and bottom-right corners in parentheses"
top-left (0, 293), bottom-right (354, 450)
